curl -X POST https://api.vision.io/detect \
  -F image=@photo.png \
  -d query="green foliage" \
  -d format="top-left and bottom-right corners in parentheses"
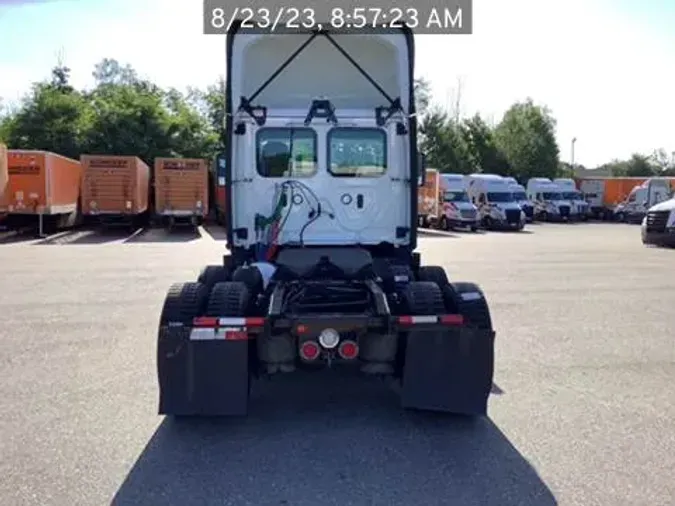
top-left (414, 77), bottom-right (431, 117)
top-left (0, 63), bottom-right (671, 183)
top-left (0, 59), bottom-right (224, 165)
top-left (493, 99), bottom-right (560, 181)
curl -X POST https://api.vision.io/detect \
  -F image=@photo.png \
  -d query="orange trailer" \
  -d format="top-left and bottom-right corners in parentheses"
top-left (602, 178), bottom-right (648, 208)
top-left (417, 168), bottom-right (439, 227)
top-left (80, 155), bottom-right (150, 228)
top-left (154, 157), bottom-right (208, 228)
top-left (0, 150), bottom-right (82, 232)
top-left (0, 144), bottom-right (7, 200)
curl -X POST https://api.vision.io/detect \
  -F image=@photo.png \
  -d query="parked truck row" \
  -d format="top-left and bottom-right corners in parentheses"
top-left (418, 169), bottom-right (675, 233)
top-left (0, 149), bottom-right (218, 233)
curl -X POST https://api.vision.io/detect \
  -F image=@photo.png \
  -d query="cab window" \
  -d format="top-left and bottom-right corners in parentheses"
top-left (328, 127), bottom-right (386, 177)
top-left (256, 127), bottom-right (317, 178)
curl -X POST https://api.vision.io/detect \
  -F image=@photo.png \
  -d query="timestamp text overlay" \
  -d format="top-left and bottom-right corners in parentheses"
top-left (203, 0), bottom-right (472, 35)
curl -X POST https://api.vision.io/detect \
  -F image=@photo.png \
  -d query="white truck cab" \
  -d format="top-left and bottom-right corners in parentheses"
top-left (526, 177), bottom-right (572, 221)
top-left (503, 177), bottom-right (534, 222)
top-left (226, 29), bottom-right (416, 247)
top-left (439, 173), bottom-right (479, 231)
top-left (553, 178), bottom-right (589, 220)
top-left (641, 196), bottom-right (675, 247)
top-left (614, 178), bottom-right (672, 223)
top-left (465, 174), bottom-right (526, 230)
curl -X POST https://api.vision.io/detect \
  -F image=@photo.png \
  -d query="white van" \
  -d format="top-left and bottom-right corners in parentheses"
top-left (465, 174), bottom-right (526, 230)
top-left (526, 178), bottom-right (572, 221)
top-left (553, 178), bottom-right (589, 220)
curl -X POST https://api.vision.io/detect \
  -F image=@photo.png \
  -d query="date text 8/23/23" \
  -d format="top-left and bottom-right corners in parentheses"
top-left (203, 5), bottom-right (472, 35)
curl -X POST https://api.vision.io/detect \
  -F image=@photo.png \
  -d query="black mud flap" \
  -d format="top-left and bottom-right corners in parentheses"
top-left (400, 327), bottom-right (495, 415)
top-left (158, 325), bottom-right (250, 416)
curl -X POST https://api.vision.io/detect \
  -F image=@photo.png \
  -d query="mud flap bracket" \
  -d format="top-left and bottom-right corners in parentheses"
top-left (400, 327), bottom-right (495, 415)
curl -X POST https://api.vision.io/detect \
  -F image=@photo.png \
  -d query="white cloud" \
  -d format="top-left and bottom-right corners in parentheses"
top-left (1, 0), bottom-right (673, 166)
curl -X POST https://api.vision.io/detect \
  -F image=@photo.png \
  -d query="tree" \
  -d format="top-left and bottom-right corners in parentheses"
top-left (459, 114), bottom-right (510, 175)
top-left (625, 153), bottom-right (656, 177)
top-left (494, 98), bottom-right (560, 181)
top-left (418, 108), bottom-right (471, 173)
top-left (92, 58), bottom-right (138, 86)
top-left (1, 72), bottom-right (93, 159)
top-left (650, 148), bottom-right (675, 174)
top-left (188, 76), bottom-right (227, 151)
top-left (414, 77), bottom-right (431, 117)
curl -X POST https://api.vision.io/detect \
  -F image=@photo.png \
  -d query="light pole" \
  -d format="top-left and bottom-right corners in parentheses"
top-left (571, 137), bottom-right (576, 173)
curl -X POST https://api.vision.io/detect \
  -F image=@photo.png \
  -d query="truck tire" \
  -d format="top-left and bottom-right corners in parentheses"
top-left (417, 265), bottom-right (449, 288)
top-left (448, 281), bottom-right (493, 330)
top-left (206, 281), bottom-right (250, 316)
top-left (197, 265), bottom-right (230, 293)
top-left (401, 281), bottom-right (446, 315)
top-left (395, 281), bottom-right (446, 377)
top-left (159, 282), bottom-right (209, 327)
top-left (232, 265), bottom-right (264, 298)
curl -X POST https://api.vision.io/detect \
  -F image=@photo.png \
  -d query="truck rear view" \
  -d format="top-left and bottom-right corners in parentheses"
top-left (156, 23), bottom-right (496, 419)
top-left (80, 155), bottom-right (150, 229)
top-left (0, 150), bottom-right (82, 232)
top-left (154, 158), bottom-right (209, 228)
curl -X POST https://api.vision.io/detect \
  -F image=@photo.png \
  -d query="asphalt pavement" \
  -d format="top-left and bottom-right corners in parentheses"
top-left (0, 222), bottom-right (673, 506)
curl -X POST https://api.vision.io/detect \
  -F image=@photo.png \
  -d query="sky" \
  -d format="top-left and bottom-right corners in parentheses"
top-left (0, 0), bottom-right (673, 167)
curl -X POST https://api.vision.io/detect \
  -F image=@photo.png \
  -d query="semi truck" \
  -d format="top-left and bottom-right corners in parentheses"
top-left (526, 177), bottom-right (572, 221)
top-left (554, 178), bottom-right (589, 220)
top-left (641, 196), bottom-right (675, 247)
top-left (156, 23), bottom-right (496, 418)
top-left (417, 169), bottom-right (479, 231)
top-left (465, 174), bottom-right (526, 230)
top-left (574, 176), bottom-right (671, 220)
top-left (613, 178), bottom-right (673, 223)
top-left (503, 176), bottom-right (534, 222)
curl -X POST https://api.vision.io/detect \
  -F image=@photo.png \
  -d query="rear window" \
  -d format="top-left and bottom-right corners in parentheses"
top-left (328, 127), bottom-right (387, 178)
top-left (256, 127), bottom-right (317, 178)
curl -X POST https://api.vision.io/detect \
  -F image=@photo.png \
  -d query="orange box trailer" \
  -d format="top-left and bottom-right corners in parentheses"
top-left (0, 150), bottom-right (81, 223)
top-left (0, 144), bottom-right (7, 200)
top-left (417, 168), bottom-right (440, 227)
top-left (602, 177), bottom-right (648, 207)
top-left (80, 155), bottom-right (150, 224)
top-left (154, 157), bottom-right (208, 226)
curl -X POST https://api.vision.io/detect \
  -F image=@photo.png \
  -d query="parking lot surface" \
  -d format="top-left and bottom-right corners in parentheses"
top-left (0, 223), bottom-right (673, 506)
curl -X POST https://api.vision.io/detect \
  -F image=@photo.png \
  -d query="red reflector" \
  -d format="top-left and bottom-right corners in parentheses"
top-left (338, 340), bottom-right (359, 360)
top-left (224, 330), bottom-right (248, 340)
top-left (299, 341), bottom-right (320, 361)
top-left (440, 314), bottom-right (464, 325)
top-left (398, 316), bottom-right (414, 325)
top-left (193, 317), bottom-right (218, 327)
top-left (296, 324), bottom-right (308, 334)
top-left (245, 317), bottom-right (265, 327)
